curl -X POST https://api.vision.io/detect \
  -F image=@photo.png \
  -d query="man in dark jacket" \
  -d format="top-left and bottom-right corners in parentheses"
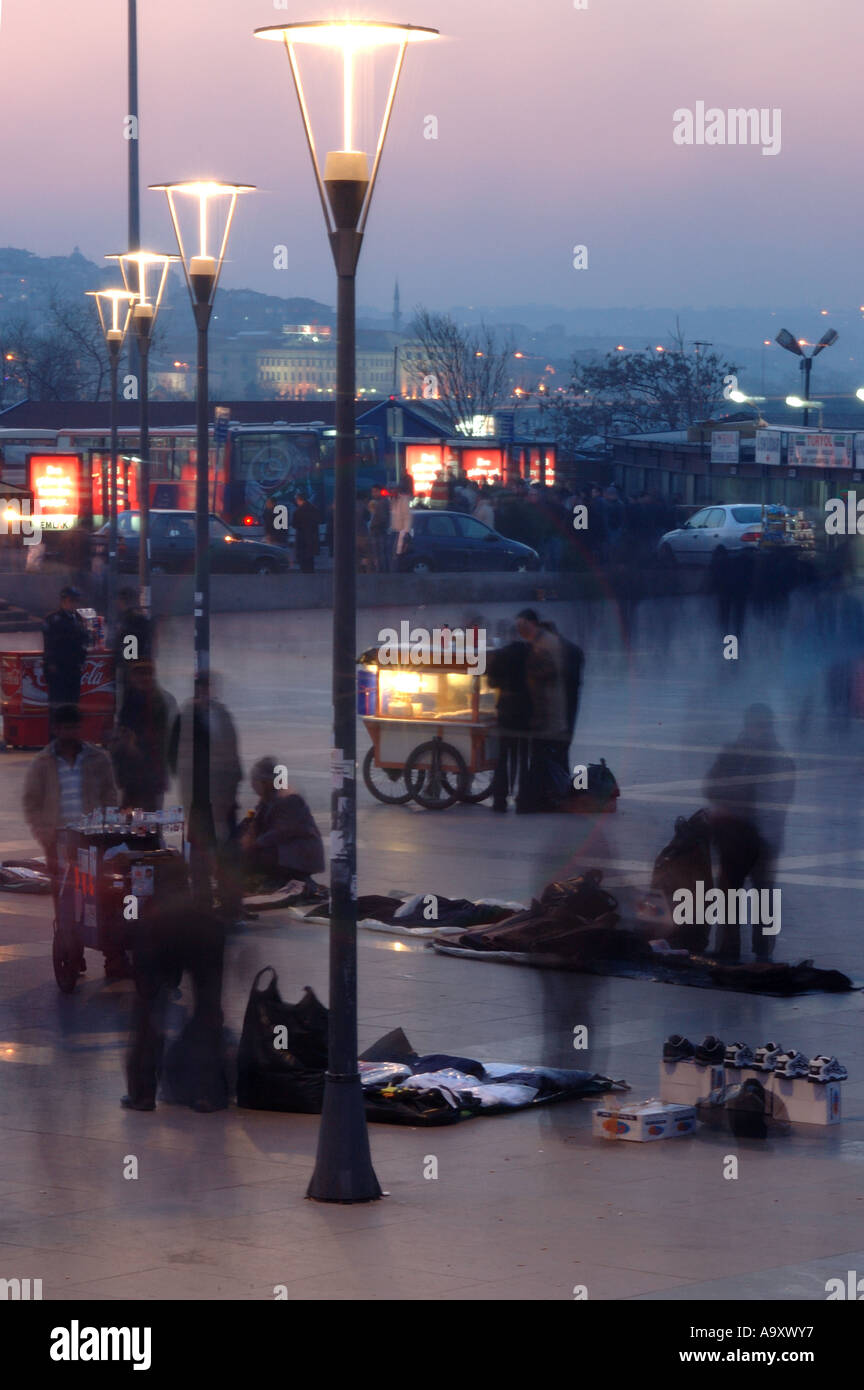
top-left (43, 587), bottom-right (89, 715)
top-left (486, 639), bottom-right (532, 813)
top-left (291, 493), bottom-right (321, 574)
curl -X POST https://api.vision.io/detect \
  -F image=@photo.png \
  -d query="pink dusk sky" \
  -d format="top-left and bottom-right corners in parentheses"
top-left (1, 0), bottom-right (861, 312)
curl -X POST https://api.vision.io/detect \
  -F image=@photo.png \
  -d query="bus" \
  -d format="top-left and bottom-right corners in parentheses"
top-left (0, 420), bottom-right (381, 532)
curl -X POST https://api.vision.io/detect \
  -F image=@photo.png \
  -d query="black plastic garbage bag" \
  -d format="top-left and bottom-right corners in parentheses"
top-left (236, 968), bottom-right (329, 1113)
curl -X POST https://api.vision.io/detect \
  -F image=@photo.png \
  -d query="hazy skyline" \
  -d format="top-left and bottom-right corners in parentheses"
top-left (1, 0), bottom-right (862, 316)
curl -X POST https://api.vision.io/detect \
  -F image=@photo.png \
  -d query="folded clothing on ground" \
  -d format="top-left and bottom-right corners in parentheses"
top-left (236, 970), bottom-right (627, 1125)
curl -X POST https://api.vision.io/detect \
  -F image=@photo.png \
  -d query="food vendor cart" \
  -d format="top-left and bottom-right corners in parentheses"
top-left (358, 648), bottom-right (497, 810)
top-left (52, 807), bottom-right (186, 992)
top-left (1, 610), bottom-right (114, 748)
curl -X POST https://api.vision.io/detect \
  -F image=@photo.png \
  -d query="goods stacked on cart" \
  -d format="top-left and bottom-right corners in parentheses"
top-left (66, 807), bottom-right (185, 836)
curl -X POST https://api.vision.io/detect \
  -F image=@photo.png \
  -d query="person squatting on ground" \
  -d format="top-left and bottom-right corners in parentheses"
top-left (702, 703), bottom-right (795, 962)
top-left (22, 703), bottom-right (132, 980)
top-left (236, 756), bottom-right (325, 898)
top-left (42, 586), bottom-right (89, 720)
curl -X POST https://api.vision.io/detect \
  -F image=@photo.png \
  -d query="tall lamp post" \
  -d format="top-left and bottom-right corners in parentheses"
top-left (254, 17), bottom-right (439, 1204)
top-left (85, 287), bottom-right (137, 641)
top-left (107, 252), bottom-right (176, 617)
top-left (149, 181), bottom-right (253, 907)
top-left (776, 327), bottom-right (838, 427)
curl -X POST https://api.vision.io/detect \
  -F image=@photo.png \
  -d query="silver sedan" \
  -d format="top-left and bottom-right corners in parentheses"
top-left (658, 504), bottom-right (764, 565)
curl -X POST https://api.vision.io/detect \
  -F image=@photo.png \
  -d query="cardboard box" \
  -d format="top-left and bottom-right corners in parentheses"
top-left (593, 1099), bottom-right (697, 1142)
top-left (659, 1059), bottom-right (724, 1106)
top-left (765, 1073), bottom-right (841, 1126)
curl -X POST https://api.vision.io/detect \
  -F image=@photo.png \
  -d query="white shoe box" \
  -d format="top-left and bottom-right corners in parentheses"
top-left (659, 1059), bottom-right (724, 1106)
top-left (731, 1067), bottom-right (842, 1125)
top-left (593, 1099), bottom-right (697, 1142)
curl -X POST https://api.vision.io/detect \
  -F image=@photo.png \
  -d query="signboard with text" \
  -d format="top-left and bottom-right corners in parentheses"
top-left (755, 430), bottom-right (782, 466)
top-left (27, 454), bottom-right (82, 528)
top-left (787, 433), bottom-right (853, 469)
top-left (710, 431), bottom-right (739, 465)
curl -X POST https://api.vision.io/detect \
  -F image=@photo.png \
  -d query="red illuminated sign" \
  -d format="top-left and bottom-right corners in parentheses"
top-left (28, 455), bottom-right (82, 529)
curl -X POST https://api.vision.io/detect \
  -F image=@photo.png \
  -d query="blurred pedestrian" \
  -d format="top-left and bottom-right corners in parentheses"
top-left (169, 673), bottom-right (243, 928)
top-left (703, 704), bottom-right (795, 962)
top-left (367, 485), bottom-right (391, 573)
top-left (23, 703), bottom-right (130, 979)
top-left (291, 492), bottom-right (321, 574)
top-left (486, 635), bottom-right (532, 813)
top-left (389, 480), bottom-right (413, 570)
top-left (43, 586), bottom-right (89, 719)
top-left (111, 660), bottom-right (178, 811)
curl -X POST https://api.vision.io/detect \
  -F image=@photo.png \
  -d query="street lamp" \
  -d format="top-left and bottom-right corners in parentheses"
top-left (775, 327), bottom-right (838, 426)
top-left (254, 17), bottom-right (439, 1204)
top-left (85, 286), bottom-right (137, 640)
top-left (107, 251), bottom-right (176, 615)
top-left (149, 180), bottom-right (253, 907)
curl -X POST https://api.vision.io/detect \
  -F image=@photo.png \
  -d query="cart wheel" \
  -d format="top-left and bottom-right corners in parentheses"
top-left (52, 927), bottom-right (79, 994)
top-left (405, 740), bottom-right (468, 810)
top-left (456, 769), bottom-right (495, 804)
top-left (362, 746), bottom-right (415, 806)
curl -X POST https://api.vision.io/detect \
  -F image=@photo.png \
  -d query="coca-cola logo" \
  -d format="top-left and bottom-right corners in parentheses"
top-left (81, 658), bottom-right (113, 692)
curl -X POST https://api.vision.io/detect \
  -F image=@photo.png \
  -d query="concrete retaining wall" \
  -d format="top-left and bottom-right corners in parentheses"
top-left (0, 564), bottom-right (688, 624)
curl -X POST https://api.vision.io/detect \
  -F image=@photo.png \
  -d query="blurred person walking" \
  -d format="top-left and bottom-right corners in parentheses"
top-left (291, 492), bottom-right (321, 574)
top-left (389, 480), bottom-right (413, 570)
top-left (169, 674), bottom-right (243, 927)
top-left (702, 703), bottom-right (795, 963)
top-left (111, 660), bottom-right (178, 811)
top-left (367, 485), bottom-right (391, 573)
top-left (42, 586), bottom-right (89, 721)
top-left (23, 703), bottom-right (130, 979)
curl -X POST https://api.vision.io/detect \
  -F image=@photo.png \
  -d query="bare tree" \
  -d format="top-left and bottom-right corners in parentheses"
top-left (410, 309), bottom-right (512, 434)
top-left (0, 289), bottom-right (111, 401)
top-left (544, 323), bottom-right (737, 452)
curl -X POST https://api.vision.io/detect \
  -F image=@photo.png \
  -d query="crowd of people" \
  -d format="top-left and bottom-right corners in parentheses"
top-left (404, 470), bottom-right (681, 571)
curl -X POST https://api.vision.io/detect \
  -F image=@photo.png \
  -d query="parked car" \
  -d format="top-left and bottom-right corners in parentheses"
top-left (658, 504), bottom-right (767, 566)
top-left (397, 510), bottom-right (540, 573)
top-left (93, 510), bottom-right (291, 575)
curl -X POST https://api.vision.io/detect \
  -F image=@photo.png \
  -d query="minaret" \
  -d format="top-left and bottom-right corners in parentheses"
top-left (393, 279), bottom-right (401, 334)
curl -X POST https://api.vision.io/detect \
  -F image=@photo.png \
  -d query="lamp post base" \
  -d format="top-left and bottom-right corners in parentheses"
top-left (306, 1071), bottom-right (383, 1203)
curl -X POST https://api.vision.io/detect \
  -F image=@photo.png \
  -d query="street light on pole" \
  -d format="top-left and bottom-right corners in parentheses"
top-left (148, 181), bottom-right (253, 908)
top-left (107, 251), bottom-right (176, 618)
top-left (85, 287), bottom-right (137, 644)
top-left (775, 327), bottom-right (838, 427)
top-left (254, 17), bottom-right (439, 1204)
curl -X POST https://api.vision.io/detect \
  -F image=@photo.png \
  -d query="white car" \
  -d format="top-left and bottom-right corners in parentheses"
top-left (658, 504), bottom-right (764, 565)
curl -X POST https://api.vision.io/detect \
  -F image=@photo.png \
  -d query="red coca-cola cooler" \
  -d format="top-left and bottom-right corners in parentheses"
top-left (1, 651), bottom-right (115, 748)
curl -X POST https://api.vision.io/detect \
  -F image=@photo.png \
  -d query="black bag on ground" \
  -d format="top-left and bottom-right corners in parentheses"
top-left (236, 968), bottom-right (328, 1113)
top-left (652, 809), bottom-right (713, 953)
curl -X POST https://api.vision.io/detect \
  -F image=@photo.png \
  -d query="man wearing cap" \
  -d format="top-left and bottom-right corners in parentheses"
top-left (42, 587), bottom-right (89, 719)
